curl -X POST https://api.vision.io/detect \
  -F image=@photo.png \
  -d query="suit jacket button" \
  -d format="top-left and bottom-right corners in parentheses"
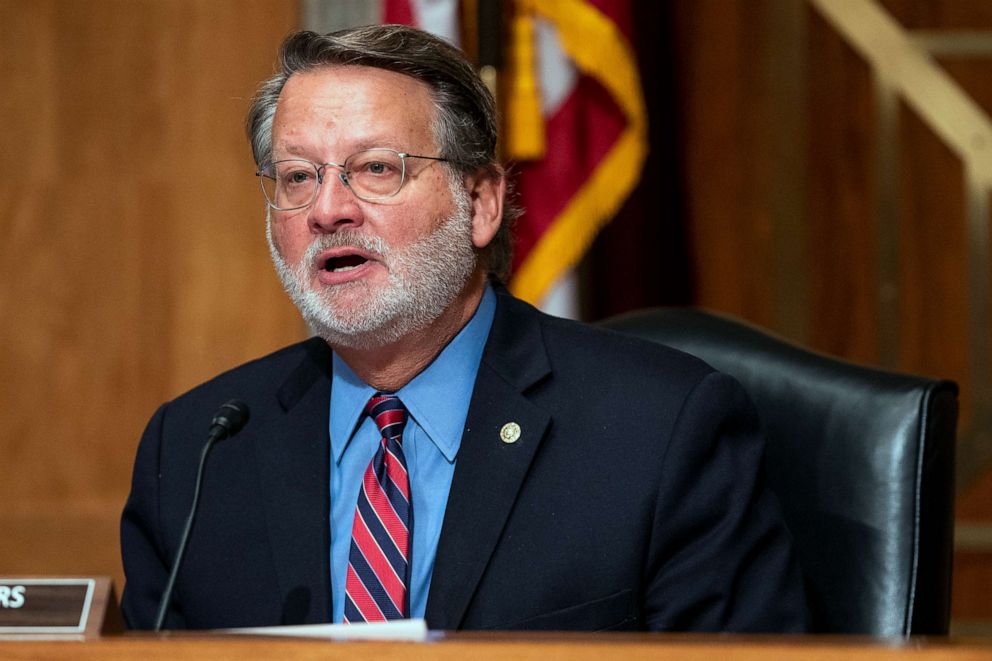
top-left (500, 422), bottom-right (521, 444)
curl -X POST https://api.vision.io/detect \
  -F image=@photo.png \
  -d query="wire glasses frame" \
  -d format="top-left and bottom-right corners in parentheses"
top-left (255, 148), bottom-right (448, 211)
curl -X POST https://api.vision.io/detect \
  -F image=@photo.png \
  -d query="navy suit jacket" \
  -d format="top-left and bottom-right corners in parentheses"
top-left (121, 289), bottom-right (807, 631)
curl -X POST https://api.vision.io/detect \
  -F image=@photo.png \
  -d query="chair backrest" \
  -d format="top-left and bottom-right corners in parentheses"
top-left (600, 307), bottom-right (958, 635)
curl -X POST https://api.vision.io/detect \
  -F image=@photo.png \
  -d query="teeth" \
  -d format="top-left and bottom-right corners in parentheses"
top-left (332, 264), bottom-right (358, 272)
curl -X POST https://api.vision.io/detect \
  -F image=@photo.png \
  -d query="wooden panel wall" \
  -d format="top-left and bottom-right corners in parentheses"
top-left (805, 7), bottom-right (883, 366)
top-left (672, 1), bottom-right (780, 330)
top-left (670, 0), bottom-right (992, 633)
top-left (0, 1), bottom-right (301, 590)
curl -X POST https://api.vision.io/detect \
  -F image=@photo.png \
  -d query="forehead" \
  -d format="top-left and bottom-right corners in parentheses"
top-left (272, 65), bottom-right (437, 153)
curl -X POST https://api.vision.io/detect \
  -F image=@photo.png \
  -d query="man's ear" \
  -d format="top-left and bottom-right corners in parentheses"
top-left (465, 168), bottom-right (505, 249)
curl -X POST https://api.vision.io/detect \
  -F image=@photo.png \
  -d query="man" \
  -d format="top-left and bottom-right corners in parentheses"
top-left (121, 25), bottom-right (806, 632)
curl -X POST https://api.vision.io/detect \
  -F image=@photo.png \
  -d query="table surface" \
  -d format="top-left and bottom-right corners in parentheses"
top-left (1, 631), bottom-right (992, 661)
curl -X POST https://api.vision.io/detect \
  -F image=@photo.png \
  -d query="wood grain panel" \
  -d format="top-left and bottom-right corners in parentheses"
top-left (933, 52), bottom-right (992, 607)
top-left (952, 550), bottom-right (992, 621)
top-left (877, 0), bottom-right (992, 29)
top-left (805, 6), bottom-right (880, 364)
top-left (672, 0), bottom-right (777, 328)
top-left (934, 58), bottom-right (992, 458)
top-left (0, 0), bottom-right (300, 585)
top-left (896, 103), bottom-right (970, 408)
top-left (939, 58), bottom-right (992, 118)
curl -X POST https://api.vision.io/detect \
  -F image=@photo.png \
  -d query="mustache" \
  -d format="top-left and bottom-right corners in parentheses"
top-left (301, 232), bottom-right (391, 269)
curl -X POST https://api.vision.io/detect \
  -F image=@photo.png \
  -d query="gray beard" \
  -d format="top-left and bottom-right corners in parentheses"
top-left (267, 184), bottom-right (478, 350)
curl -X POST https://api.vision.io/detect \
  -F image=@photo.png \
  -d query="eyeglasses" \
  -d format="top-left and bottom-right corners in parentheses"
top-left (256, 148), bottom-right (448, 210)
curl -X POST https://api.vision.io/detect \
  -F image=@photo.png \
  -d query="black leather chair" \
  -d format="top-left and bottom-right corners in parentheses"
top-left (600, 308), bottom-right (958, 635)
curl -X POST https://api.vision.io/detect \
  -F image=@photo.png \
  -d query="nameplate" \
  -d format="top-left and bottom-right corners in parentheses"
top-left (0, 578), bottom-right (96, 634)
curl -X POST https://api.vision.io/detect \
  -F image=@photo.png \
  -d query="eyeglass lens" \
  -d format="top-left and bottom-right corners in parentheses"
top-left (260, 149), bottom-right (406, 209)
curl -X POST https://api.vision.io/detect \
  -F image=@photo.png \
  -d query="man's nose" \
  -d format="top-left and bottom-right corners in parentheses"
top-left (308, 169), bottom-right (364, 233)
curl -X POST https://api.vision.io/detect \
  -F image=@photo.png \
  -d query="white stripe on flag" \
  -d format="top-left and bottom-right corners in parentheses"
top-left (409, 0), bottom-right (460, 46)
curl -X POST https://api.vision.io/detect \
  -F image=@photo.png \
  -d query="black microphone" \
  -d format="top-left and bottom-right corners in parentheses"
top-left (207, 400), bottom-right (250, 442)
top-left (153, 400), bottom-right (250, 631)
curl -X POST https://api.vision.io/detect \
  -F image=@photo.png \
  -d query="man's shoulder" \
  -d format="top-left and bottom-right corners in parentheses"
top-left (163, 337), bottom-right (330, 418)
top-left (494, 289), bottom-right (716, 382)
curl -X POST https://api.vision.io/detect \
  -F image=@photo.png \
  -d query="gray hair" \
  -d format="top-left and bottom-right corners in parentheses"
top-left (246, 25), bottom-right (518, 282)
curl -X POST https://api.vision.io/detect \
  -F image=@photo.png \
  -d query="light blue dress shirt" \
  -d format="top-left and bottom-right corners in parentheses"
top-left (327, 286), bottom-right (497, 622)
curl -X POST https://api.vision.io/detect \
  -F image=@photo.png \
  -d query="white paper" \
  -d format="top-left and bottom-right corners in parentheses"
top-left (218, 618), bottom-right (428, 641)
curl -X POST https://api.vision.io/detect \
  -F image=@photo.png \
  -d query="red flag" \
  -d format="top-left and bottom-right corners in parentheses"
top-left (506, 0), bottom-right (647, 305)
top-left (384, 1), bottom-right (646, 307)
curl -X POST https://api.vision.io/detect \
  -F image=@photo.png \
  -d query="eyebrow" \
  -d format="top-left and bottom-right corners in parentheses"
top-left (277, 144), bottom-right (309, 157)
top-left (274, 142), bottom-right (417, 162)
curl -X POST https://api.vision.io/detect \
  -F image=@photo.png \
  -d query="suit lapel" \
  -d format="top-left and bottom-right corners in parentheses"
top-left (426, 293), bottom-right (552, 629)
top-left (253, 339), bottom-right (333, 624)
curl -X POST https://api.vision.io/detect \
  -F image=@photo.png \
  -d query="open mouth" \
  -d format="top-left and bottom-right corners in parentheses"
top-left (323, 254), bottom-right (369, 273)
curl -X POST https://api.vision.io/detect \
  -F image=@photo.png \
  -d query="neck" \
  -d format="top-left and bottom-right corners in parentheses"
top-left (331, 271), bottom-right (489, 392)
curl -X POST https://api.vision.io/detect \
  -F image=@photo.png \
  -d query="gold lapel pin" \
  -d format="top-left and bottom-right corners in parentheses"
top-left (500, 422), bottom-right (521, 444)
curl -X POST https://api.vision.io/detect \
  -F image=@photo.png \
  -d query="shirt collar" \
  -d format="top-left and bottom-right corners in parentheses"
top-left (329, 285), bottom-right (497, 464)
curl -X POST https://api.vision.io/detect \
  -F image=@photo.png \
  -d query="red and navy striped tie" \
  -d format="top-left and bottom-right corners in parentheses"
top-left (344, 393), bottom-right (411, 622)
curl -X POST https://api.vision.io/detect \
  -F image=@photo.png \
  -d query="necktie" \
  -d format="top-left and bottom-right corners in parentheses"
top-left (344, 393), bottom-right (411, 622)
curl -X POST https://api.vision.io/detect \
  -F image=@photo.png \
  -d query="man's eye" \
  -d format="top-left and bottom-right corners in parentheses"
top-left (284, 170), bottom-right (313, 185)
top-left (352, 161), bottom-right (398, 177)
top-left (359, 161), bottom-right (394, 176)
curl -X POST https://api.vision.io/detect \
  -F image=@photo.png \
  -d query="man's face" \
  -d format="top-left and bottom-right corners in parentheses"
top-left (266, 65), bottom-right (479, 349)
